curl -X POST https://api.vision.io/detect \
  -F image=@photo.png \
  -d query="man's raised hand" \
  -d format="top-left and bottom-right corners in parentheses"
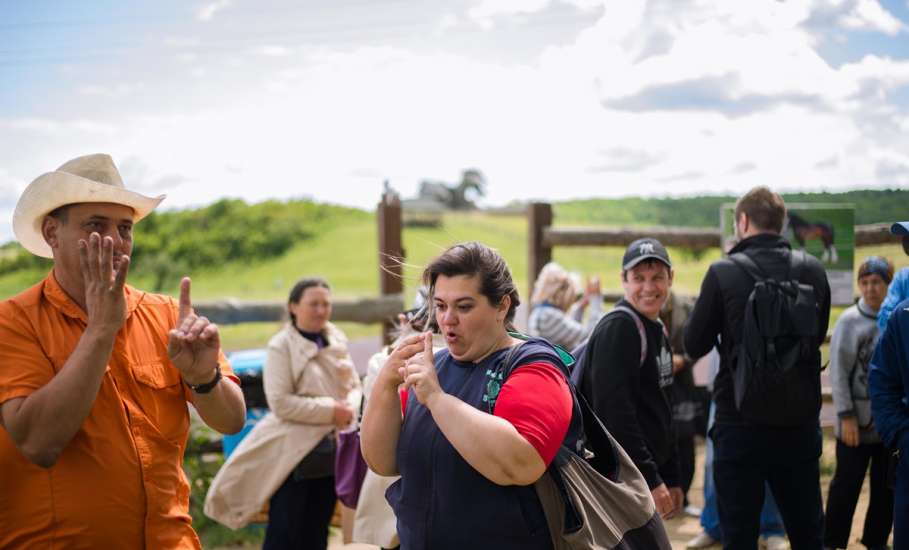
top-left (79, 233), bottom-right (129, 333)
top-left (168, 277), bottom-right (221, 385)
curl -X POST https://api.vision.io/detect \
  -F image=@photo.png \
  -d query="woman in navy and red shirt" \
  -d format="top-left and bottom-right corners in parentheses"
top-left (361, 242), bottom-right (574, 550)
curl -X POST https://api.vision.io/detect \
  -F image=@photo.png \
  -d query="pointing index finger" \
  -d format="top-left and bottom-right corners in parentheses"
top-left (178, 277), bottom-right (193, 320)
top-left (423, 331), bottom-right (433, 357)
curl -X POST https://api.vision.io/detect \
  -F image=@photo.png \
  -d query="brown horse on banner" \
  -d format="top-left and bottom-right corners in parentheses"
top-left (788, 213), bottom-right (838, 264)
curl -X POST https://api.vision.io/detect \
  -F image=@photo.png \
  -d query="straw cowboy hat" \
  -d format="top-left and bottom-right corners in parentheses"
top-left (12, 153), bottom-right (165, 258)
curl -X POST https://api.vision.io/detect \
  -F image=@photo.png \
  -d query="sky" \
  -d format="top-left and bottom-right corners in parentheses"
top-left (1, 0), bottom-right (909, 242)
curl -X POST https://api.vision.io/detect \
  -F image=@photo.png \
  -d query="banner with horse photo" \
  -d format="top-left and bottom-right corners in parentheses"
top-left (721, 203), bottom-right (855, 305)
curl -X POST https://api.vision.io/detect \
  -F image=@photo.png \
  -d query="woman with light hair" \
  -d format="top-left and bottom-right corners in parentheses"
top-left (527, 262), bottom-right (602, 351)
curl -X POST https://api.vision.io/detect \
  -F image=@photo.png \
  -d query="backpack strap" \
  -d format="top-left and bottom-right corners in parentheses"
top-left (492, 333), bottom-right (575, 406)
top-left (611, 305), bottom-right (648, 367)
top-left (788, 249), bottom-right (805, 282)
top-left (495, 339), bottom-right (621, 477)
top-left (729, 251), bottom-right (769, 282)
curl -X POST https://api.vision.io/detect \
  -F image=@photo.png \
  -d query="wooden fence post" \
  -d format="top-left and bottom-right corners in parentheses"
top-left (378, 184), bottom-right (404, 344)
top-left (528, 202), bottom-right (553, 310)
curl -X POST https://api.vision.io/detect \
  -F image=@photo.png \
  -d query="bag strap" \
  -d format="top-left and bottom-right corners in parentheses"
top-left (486, 333), bottom-right (574, 413)
top-left (610, 305), bottom-right (648, 367)
top-left (788, 249), bottom-right (805, 282)
top-left (496, 338), bottom-right (621, 479)
top-left (728, 251), bottom-right (769, 283)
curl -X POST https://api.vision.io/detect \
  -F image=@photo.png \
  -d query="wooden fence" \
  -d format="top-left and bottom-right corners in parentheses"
top-left (528, 202), bottom-right (902, 299)
top-left (194, 189), bottom-right (405, 343)
top-left (195, 294), bottom-right (404, 326)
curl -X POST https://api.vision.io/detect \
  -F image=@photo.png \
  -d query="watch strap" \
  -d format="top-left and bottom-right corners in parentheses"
top-left (187, 364), bottom-right (222, 394)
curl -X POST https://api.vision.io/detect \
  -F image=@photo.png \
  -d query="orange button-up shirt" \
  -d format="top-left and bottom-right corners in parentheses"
top-left (0, 273), bottom-right (238, 549)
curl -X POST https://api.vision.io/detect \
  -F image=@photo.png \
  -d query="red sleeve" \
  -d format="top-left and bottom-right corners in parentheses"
top-left (493, 361), bottom-right (572, 466)
top-left (400, 388), bottom-right (408, 416)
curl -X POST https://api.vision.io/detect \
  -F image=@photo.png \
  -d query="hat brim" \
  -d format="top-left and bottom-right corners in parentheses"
top-left (891, 222), bottom-right (909, 236)
top-left (12, 171), bottom-right (165, 258)
top-left (622, 255), bottom-right (673, 272)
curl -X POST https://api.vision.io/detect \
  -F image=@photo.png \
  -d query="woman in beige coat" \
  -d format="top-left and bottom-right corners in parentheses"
top-left (204, 278), bottom-right (361, 549)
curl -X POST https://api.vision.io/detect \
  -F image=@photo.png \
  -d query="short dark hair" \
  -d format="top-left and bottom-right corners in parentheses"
top-left (621, 258), bottom-right (671, 281)
top-left (46, 204), bottom-right (71, 224)
top-left (858, 256), bottom-right (894, 284)
top-left (734, 186), bottom-right (787, 234)
top-left (423, 241), bottom-right (520, 330)
top-left (287, 277), bottom-right (330, 324)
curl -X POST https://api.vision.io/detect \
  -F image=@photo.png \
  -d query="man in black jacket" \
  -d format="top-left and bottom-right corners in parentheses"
top-left (580, 237), bottom-right (682, 520)
top-left (684, 187), bottom-right (831, 550)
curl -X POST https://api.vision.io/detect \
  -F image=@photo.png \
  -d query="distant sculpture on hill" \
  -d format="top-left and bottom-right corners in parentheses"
top-left (404, 169), bottom-right (486, 212)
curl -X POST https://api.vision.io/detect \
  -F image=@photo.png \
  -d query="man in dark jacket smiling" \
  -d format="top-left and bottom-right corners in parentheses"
top-left (684, 187), bottom-right (830, 550)
top-left (580, 237), bottom-right (682, 520)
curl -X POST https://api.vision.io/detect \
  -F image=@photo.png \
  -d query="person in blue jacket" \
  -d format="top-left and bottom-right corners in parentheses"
top-left (877, 221), bottom-right (909, 333)
top-left (868, 220), bottom-right (909, 549)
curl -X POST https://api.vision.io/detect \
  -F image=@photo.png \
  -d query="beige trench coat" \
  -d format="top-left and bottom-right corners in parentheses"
top-left (204, 322), bottom-right (361, 529)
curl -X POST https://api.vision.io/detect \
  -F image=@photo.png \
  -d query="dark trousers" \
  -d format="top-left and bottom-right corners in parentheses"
top-left (713, 423), bottom-right (824, 550)
top-left (263, 474), bottom-right (337, 550)
top-left (823, 440), bottom-right (893, 548)
top-left (896, 448), bottom-right (909, 550)
top-left (678, 434), bottom-right (696, 505)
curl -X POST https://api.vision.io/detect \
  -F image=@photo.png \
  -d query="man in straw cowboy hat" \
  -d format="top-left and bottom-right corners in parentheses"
top-left (0, 154), bottom-right (246, 548)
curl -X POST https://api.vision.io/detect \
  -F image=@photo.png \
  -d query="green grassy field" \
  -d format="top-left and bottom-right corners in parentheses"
top-left (1, 211), bottom-right (905, 351)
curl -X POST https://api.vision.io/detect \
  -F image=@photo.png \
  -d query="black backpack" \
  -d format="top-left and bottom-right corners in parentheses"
top-left (729, 250), bottom-right (821, 426)
top-left (569, 305), bottom-right (649, 388)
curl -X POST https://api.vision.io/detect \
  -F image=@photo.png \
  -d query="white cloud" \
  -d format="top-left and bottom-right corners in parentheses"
top-left (253, 45), bottom-right (292, 57)
top-left (197, 0), bottom-right (232, 22)
top-left (77, 83), bottom-right (145, 98)
top-left (163, 36), bottom-right (201, 48)
top-left (437, 13), bottom-right (460, 32)
top-left (2, 118), bottom-right (118, 136)
top-left (837, 0), bottom-right (906, 35)
top-left (467, 0), bottom-right (602, 27)
top-left (468, 0), bottom-right (551, 21)
top-left (2, 0), bottom-right (909, 244)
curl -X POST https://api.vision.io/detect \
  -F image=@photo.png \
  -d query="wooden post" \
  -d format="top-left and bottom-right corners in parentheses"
top-left (378, 183), bottom-right (404, 344)
top-left (527, 202), bottom-right (553, 311)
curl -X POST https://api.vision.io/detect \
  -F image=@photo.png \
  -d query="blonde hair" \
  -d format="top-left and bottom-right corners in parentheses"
top-left (531, 262), bottom-right (579, 310)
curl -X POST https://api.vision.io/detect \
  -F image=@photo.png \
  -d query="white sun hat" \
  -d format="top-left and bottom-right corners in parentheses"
top-left (12, 153), bottom-right (165, 258)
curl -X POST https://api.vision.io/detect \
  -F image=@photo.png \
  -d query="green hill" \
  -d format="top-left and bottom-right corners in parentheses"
top-left (0, 198), bottom-right (369, 296)
top-left (0, 189), bottom-right (905, 344)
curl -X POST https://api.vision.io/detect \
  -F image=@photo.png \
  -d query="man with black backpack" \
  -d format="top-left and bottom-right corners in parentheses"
top-left (684, 187), bottom-right (831, 549)
top-left (577, 237), bottom-right (682, 520)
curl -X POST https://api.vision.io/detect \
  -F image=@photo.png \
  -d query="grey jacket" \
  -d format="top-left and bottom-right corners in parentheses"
top-left (829, 298), bottom-right (882, 444)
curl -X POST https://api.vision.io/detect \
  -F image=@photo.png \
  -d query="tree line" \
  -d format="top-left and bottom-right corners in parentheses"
top-left (554, 189), bottom-right (909, 227)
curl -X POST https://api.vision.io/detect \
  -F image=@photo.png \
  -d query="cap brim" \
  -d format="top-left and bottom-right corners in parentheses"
top-left (12, 171), bottom-right (165, 258)
top-left (622, 255), bottom-right (673, 271)
top-left (891, 222), bottom-right (909, 236)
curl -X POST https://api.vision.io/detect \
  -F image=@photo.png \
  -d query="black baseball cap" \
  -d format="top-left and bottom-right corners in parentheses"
top-left (622, 237), bottom-right (672, 271)
top-left (891, 221), bottom-right (909, 235)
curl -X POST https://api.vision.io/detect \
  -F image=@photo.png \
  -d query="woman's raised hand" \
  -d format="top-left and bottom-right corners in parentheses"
top-left (398, 332), bottom-right (441, 407)
top-left (379, 332), bottom-right (425, 391)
